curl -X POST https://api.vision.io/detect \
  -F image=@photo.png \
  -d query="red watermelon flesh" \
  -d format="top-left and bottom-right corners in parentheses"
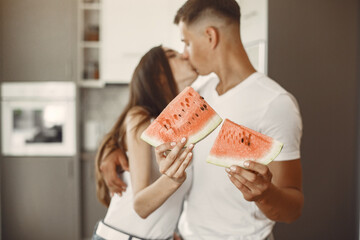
top-left (141, 87), bottom-right (222, 147)
top-left (207, 119), bottom-right (283, 168)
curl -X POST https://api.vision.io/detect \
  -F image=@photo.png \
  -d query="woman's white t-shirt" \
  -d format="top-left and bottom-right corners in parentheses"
top-left (104, 149), bottom-right (192, 239)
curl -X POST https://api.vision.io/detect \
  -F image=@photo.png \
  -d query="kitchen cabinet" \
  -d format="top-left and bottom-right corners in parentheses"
top-left (77, 0), bottom-right (104, 88)
top-left (100, 0), bottom-right (186, 84)
top-left (237, 0), bottom-right (268, 74)
top-left (1, 157), bottom-right (79, 240)
top-left (0, 0), bottom-right (76, 82)
top-left (81, 155), bottom-right (107, 238)
top-left (237, 0), bottom-right (268, 44)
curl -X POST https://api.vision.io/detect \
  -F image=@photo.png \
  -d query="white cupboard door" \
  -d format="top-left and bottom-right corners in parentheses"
top-left (101, 0), bottom-right (186, 83)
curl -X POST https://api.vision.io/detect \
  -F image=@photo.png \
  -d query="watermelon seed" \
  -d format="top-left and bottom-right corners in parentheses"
top-left (186, 103), bottom-right (190, 107)
top-left (182, 109), bottom-right (185, 112)
top-left (173, 114), bottom-right (178, 120)
top-left (188, 121), bottom-right (191, 125)
top-left (181, 102), bottom-right (185, 107)
top-left (203, 104), bottom-right (207, 109)
top-left (248, 142), bottom-right (251, 146)
top-left (200, 96), bottom-right (204, 99)
top-left (185, 98), bottom-right (189, 103)
top-left (195, 113), bottom-right (199, 117)
top-left (192, 117), bottom-right (195, 120)
top-left (178, 114), bottom-right (182, 117)
top-left (200, 107), bottom-right (205, 111)
top-left (164, 125), bottom-right (168, 130)
top-left (188, 92), bottom-right (193, 96)
top-left (241, 138), bottom-right (244, 143)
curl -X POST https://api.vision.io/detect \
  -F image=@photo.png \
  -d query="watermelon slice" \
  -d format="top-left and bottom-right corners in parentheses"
top-left (207, 119), bottom-right (283, 168)
top-left (141, 87), bottom-right (222, 147)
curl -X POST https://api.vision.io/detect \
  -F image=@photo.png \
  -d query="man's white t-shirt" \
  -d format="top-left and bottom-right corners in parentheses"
top-left (179, 72), bottom-right (303, 240)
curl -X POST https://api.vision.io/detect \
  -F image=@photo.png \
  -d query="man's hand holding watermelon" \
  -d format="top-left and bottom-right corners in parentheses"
top-left (99, 148), bottom-right (129, 197)
top-left (226, 161), bottom-right (273, 202)
top-left (226, 160), bottom-right (303, 222)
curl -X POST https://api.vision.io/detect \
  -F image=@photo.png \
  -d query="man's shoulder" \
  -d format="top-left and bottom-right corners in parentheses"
top-left (247, 73), bottom-right (299, 104)
top-left (253, 73), bottom-right (288, 95)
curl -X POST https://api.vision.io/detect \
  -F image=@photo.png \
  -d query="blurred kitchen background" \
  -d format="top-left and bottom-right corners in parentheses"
top-left (0, 0), bottom-right (359, 239)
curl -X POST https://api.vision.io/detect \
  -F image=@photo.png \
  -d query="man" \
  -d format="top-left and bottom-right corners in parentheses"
top-left (100, 0), bottom-right (303, 239)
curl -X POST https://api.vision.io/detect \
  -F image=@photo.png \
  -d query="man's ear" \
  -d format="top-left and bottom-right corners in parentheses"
top-left (205, 26), bottom-right (219, 49)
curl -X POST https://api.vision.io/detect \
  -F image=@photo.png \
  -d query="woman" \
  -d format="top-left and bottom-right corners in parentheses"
top-left (93, 45), bottom-right (198, 240)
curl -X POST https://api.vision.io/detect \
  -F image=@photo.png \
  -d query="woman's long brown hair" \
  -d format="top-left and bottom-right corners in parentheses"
top-left (95, 46), bottom-right (179, 207)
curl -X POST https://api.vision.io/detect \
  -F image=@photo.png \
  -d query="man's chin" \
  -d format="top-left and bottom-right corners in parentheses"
top-left (197, 70), bottom-right (212, 76)
top-left (191, 65), bottom-right (211, 76)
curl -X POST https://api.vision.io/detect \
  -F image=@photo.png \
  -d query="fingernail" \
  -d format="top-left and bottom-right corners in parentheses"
top-left (244, 161), bottom-right (250, 167)
top-left (188, 143), bottom-right (194, 149)
top-left (170, 142), bottom-right (176, 146)
top-left (225, 168), bottom-right (230, 173)
top-left (181, 137), bottom-right (186, 143)
top-left (188, 152), bottom-right (192, 157)
top-left (230, 166), bottom-right (236, 172)
top-left (111, 192), bottom-right (114, 197)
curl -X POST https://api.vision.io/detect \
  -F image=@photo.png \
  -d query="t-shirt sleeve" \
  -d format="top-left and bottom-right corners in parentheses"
top-left (259, 93), bottom-right (303, 161)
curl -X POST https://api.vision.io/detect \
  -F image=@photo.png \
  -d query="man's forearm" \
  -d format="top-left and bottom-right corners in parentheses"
top-left (255, 184), bottom-right (304, 223)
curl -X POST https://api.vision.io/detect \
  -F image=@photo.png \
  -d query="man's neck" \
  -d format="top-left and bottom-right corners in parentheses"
top-left (214, 41), bottom-right (256, 96)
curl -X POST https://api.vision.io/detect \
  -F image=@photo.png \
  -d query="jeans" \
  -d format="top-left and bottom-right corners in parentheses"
top-left (92, 234), bottom-right (105, 240)
top-left (92, 220), bottom-right (273, 240)
top-left (92, 221), bottom-right (105, 240)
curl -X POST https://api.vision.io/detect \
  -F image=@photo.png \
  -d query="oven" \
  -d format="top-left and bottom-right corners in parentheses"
top-left (1, 82), bottom-right (76, 156)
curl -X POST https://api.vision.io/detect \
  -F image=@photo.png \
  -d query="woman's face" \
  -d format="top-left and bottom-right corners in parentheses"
top-left (163, 47), bottom-right (198, 91)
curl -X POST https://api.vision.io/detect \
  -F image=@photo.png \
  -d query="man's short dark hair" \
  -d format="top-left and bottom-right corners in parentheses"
top-left (174, 0), bottom-right (241, 25)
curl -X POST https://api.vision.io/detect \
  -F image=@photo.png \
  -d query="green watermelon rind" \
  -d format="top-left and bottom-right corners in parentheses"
top-left (206, 140), bottom-right (284, 168)
top-left (140, 132), bottom-right (163, 148)
top-left (141, 114), bottom-right (223, 148)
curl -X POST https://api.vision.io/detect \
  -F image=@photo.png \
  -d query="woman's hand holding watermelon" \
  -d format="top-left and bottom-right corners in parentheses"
top-left (226, 161), bottom-right (273, 202)
top-left (155, 137), bottom-right (194, 184)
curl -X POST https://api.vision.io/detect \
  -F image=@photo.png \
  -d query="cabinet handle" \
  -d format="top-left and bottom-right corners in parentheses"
top-left (68, 159), bottom-right (74, 178)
